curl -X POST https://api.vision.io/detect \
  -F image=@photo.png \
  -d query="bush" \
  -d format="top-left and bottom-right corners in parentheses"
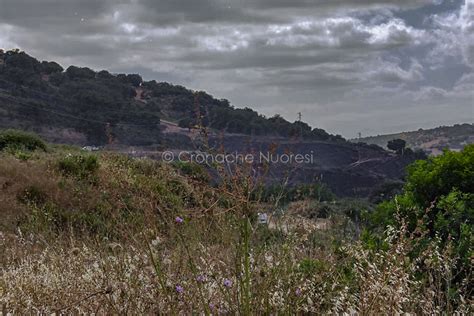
top-left (254, 225), bottom-right (286, 245)
top-left (367, 145), bottom-right (474, 287)
top-left (255, 183), bottom-right (335, 205)
top-left (58, 154), bottom-right (99, 180)
top-left (41, 61), bottom-right (63, 74)
top-left (297, 258), bottom-right (328, 276)
top-left (66, 66), bottom-right (96, 80)
top-left (173, 161), bottom-right (209, 182)
top-left (0, 129), bottom-right (47, 152)
top-left (17, 185), bottom-right (48, 206)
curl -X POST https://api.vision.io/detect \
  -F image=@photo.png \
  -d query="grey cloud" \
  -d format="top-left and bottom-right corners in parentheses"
top-left (451, 72), bottom-right (474, 98)
top-left (115, 0), bottom-right (438, 27)
top-left (425, 0), bottom-right (474, 67)
top-left (368, 58), bottom-right (424, 83)
top-left (460, 0), bottom-right (474, 66)
top-left (0, 0), bottom-right (116, 27)
top-left (414, 86), bottom-right (448, 101)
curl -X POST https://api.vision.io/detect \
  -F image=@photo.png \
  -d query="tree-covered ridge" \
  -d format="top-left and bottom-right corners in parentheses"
top-left (0, 49), bottom-right (343, 145)
top-left (354, 123), bottom-right (474, 155)
top-left (0, 49), bottom-right (160, 145)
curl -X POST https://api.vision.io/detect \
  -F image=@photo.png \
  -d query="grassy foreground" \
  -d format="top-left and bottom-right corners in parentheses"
top-left (0, 133), bottom-right (472, 314)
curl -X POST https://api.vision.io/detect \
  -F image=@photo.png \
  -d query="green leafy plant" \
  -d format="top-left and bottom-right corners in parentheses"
top-left (0, 129), bottom-right (47, 152)
top-left (367, 145), bottom-right (473, 292)
top-left (58, 154), bottom-right (99, 180)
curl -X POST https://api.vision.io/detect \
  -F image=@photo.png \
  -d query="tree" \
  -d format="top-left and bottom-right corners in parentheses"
top-left (4, 50), bottom-right (41, 72)
top-left (366, 145), bottom-right (473, 285)
top-left (97, 70), bottom-right (114, 80)
top-left (41, 61), bottom-right (63, 74)
top-left (117, 73), bottom-right (143, 87)
top-left (126, 74), bottom-right (143, 87)
top-left (387, 139), bottom-right (406, 154)
top-left (310, 128), bottom-right (330, 141)
top-left (66, 66), bottom-right (95, 79)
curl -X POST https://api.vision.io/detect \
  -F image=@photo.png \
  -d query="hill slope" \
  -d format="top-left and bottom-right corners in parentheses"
top-left (0, 49), bottom-right (343, 146)
top-left (353, 124), bottom-right (474, 156)
top-left (0, 49), bottom-right (422, 197)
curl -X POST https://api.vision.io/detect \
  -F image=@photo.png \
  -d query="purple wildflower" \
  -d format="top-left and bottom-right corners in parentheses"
top-left (196, 275), bottom-right (206, 283)
top-left (175, 216), bottom-right (184, 224)
top-left (295, 288), bottom-right (302, 296)
top-left (175, 285), bottom-right (184, 294)
top-left (223, 278), bottom-right (233, 288)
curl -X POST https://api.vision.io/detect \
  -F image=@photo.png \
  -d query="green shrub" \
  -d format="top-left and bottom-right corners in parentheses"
top-left (254, 183), bottom-right (335, 205)
top-left (3, 148), bottom-right (33, 161)
top-left (14, 151), bottom-right (32, 161)
top-left (22, 202), bottom-right (115, 237)
top-left (297, 258), bottom-right (328, 276)
top-left (173, 161), bottom-right (209, 182)
top-left (368, 145), bottom-right (473, 239)
top-left (58, 154), bottom-right (99, 180)
top-left (255, 225), bottom-right (286, 245)
top-left (0, 129), bottom-right (47, 152)
top-left (17, 185), bottom-right (47, 206)
top-left (367, 145), bottom-right (474, 287)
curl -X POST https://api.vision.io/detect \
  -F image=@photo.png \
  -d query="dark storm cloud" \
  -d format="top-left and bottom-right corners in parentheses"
top-left (0, 0), bottom-right (472, 137)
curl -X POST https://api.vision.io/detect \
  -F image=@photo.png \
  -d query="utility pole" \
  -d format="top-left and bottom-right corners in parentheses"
top-left (296, 112), bottom-right (303, 140)
top-left (358, 132), bottom-right (362, 139)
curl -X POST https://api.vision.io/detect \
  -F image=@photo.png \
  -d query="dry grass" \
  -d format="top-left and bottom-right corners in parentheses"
top-left (1, 222), bottom-right (472, 314)
top-left (0, 149), bottom-right (472, 314)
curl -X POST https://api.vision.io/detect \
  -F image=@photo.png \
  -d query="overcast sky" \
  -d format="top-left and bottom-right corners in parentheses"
top-left (0, 0), bottom-right (473, 137)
